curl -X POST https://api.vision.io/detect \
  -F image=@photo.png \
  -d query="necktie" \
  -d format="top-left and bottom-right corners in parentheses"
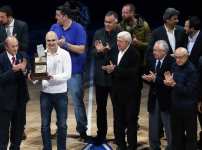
top-left (153, 60), bottom-right (161, 95)
top-left (155, 60), bottom-right (161, 74)
top-left (12, 56), bottom-right (16, 65)
top-left (7, 26), bottom-right (11, 37)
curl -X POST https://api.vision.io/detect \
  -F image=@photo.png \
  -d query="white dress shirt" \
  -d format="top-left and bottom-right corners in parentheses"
top-left (5, 19), bottom-right (14, 35)
top-left (187, 30), bottom-right (200, 55)
top-left (164, 25), bottom-right (176, 53)
top-left (6, 51), bottom-right (16, 65)
top-left (42, 46), bottom-right (72, 94)
top-left (117, 45), bottom-right (130, 65)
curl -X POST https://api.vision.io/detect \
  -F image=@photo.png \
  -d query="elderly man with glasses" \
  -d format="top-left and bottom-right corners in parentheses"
top-left (164, 47), bottom-right (198, 150)
top-left (142, 40), bottom-right (175, 150)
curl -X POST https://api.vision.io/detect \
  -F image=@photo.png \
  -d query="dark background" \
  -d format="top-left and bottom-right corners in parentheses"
top-left (1, 0), bottom-right (202, 57)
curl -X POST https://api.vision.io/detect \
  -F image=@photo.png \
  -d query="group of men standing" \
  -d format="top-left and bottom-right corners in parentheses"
top-left (1, 2), bottom-right (202, 150)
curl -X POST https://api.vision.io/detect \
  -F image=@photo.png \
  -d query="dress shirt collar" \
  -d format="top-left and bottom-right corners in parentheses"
top-left (188, 30), bottom-right (200, 42)
top-left (6, 51), bottom-right (16, 64)
top-left (118, 44), bottom-right (130, 54)
top-left (164, 24), bottom-right (175, 33)
top-left (6, 18), bottom-right (14, 27)
top-left (46, 46), bottom-right (60, 56)
top-left (156, 54), bottom-right (166, 66)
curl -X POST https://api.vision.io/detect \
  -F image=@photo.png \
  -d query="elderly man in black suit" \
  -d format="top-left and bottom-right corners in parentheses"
top-left (0, 36), bottom-right (31, 150)
top-left (142, 40), bottom-right (175, 150)
top-left (146, 8), bottom-right (186, 58)
top-left (90, 11), bottom-right (122, 145)
top-left (0, 5), bottom-right (29, 54)
top-left (102, 31), bottom-right (140, 150)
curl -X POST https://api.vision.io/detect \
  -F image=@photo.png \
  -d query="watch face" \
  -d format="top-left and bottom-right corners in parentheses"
top-left (35, 65), bottom-right (46, 73)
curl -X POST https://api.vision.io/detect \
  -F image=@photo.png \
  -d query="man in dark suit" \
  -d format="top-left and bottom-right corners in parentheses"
top-left (0, 5), bottom-right (29, 54)
top-left (90, 11), bottom-right (122, 145)
top-left (142, 40), bottom-right (175, 150)
top-left (146, 8), bottom-right (186, 58)
top-left (185, 16), bottom-right (202, 149)
top-left (184, 16), bottom-right (202, 69)
top-left (102, 31), bottom-right (140, 150)
top-left (0, 36), bottom-right (31, 150)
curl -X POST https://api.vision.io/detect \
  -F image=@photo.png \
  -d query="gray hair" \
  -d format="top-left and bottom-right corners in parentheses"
top-left (181, 48), bottom-right (188, 56)
top-left (105, 11), bottom-right (118, 22)
top-left (117, 31), bottom-right (131, 44)
top-left (163, 8), bottom-right (179, 22)
top-left (155, 40), bottom-right (169, 53)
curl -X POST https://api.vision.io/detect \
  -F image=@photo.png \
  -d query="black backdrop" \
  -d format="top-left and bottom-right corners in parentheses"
top-left (1, 0), bottom-right (201, 57)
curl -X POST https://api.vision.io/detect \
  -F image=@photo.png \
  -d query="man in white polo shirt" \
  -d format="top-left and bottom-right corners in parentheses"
top-left (28, 31), bottom-right (72, 150)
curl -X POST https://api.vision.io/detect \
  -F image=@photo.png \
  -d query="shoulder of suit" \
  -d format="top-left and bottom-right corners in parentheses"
top-left (95, 28), bottom-right (105, 33)
top-left (18, 51), bottom-right (27, 56)
top-left (14, 19), bottom-right (27, 26)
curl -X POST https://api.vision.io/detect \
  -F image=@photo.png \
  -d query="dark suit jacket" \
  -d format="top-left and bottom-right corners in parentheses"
top-left (143, 54), bottom-right (175, 113)
top-left (90, 27), bottom-right (122, 87)
top-left (110, 45), bottom-right (140, 102)
top-left (146, 25), bottom-right (186, 57)
top-left (0, 51), bottom-right (31, 111)
top-left (185, 31), bottom-right (202, 69)
top-left (0, 19), bottom-right (29, 53)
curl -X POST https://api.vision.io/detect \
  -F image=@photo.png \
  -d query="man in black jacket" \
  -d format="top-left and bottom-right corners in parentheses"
top-left (102, 31), bottom-right (140, 150)
top-left (142, 40), bottom-right (175, 150)
top-left (146, 8), bottom-right (186, 58)
top-left (90, 11), bottom-right (122, 145)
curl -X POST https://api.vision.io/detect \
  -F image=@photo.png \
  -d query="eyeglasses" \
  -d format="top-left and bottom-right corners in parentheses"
top-left (153, 49), bottom-right (162, 52)
top-left (174, 55), bottom-right (186, 60)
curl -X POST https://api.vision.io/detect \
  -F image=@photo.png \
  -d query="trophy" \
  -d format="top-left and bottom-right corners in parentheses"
top-left (30, 44), bottom-right (50, 80)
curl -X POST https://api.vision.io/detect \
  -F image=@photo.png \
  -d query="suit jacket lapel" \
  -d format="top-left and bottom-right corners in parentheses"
top-left (118, 45), bottom-right (132, 67)
top-left (3, 52), bottom-right (12, 70)
top-left (0, 24), bottom-right (7, 39)
top-left (162, 26), bottom-right (173, 54)
top-left (13, 20), bottom-right (18, 36)
top-left (16, 53), bottom-right (21, 65)
top-left (189, 32), bottom-right (202, 56)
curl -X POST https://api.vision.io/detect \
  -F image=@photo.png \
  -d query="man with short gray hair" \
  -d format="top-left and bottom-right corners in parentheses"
top-left (146, 8), bottom-right (186, 57)
top-left (102, 31), bottom-right (140, 150)
top-left (142, 40), bottom-right (175, 150)
top-left (164, 47), bottom-right (198, 150)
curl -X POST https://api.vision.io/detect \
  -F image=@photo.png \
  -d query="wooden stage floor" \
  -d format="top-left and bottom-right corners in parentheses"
top-left (16, 58), bottom-right (201, 150)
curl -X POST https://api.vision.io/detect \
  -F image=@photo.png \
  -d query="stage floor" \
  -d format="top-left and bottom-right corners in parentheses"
top-left (17, 57), bottom-right (201, 150)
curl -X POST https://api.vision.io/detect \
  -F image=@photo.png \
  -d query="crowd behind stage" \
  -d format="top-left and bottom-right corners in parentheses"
top-left (1, 1), bottom-right (202, 150)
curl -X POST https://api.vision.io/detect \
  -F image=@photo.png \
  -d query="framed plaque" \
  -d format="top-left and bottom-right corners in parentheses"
top-left (30, 45), bottom-right (50, 80)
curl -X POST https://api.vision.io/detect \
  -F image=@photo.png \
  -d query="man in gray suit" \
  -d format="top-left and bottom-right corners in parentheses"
top-left (90, 11), bottom-right (121, 145)
top-left (0, 5), bottom-right (29, 54)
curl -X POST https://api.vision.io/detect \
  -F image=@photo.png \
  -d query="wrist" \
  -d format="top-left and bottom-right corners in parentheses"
top-left (172, 82), bottom-right (176, 87)
top-left (64, 42), bottom-right (68, 48)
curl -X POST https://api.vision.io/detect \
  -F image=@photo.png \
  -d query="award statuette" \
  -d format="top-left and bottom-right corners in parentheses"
top-left (30, 44), bottom-right (50, 80)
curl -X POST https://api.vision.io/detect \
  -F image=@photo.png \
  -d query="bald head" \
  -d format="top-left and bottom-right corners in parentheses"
top-left (175, 47), bottom-right (188, 66)
top-left (4, 36), bottom-right (19, 56)
top-left (46, 31), bottom-right (58, 51)
top-left (45, 31), bottom-right (58, 40)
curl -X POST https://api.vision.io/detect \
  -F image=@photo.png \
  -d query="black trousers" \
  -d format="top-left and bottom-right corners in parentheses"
top-left (137, 67), bottom-right (144, 120)
top-left (171, 105), bottom-right (197, 150)
top-left (95, 84), bottom-right (111, 137)
top-left (113, 96), bottom-right (137, 149)
top-left (0, 101), bottom-right (26, 150)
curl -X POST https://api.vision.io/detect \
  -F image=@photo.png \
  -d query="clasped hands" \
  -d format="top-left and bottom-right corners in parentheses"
top-left (142, 71), bottom-right (156, 82)
top-left (12, 58), bottom-right (27, 72)
top-left (163, 71), bottom-right (175, 86)
top-left (102, 61), bottom-right (116, 74)
top-left (95, 40), bottom-right (110, 53)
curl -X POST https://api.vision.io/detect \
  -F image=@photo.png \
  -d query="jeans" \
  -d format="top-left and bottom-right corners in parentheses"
top-left (40, 92), bottom-right (68, 150)
top-left (67, 73), bottom-right (87, 133)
